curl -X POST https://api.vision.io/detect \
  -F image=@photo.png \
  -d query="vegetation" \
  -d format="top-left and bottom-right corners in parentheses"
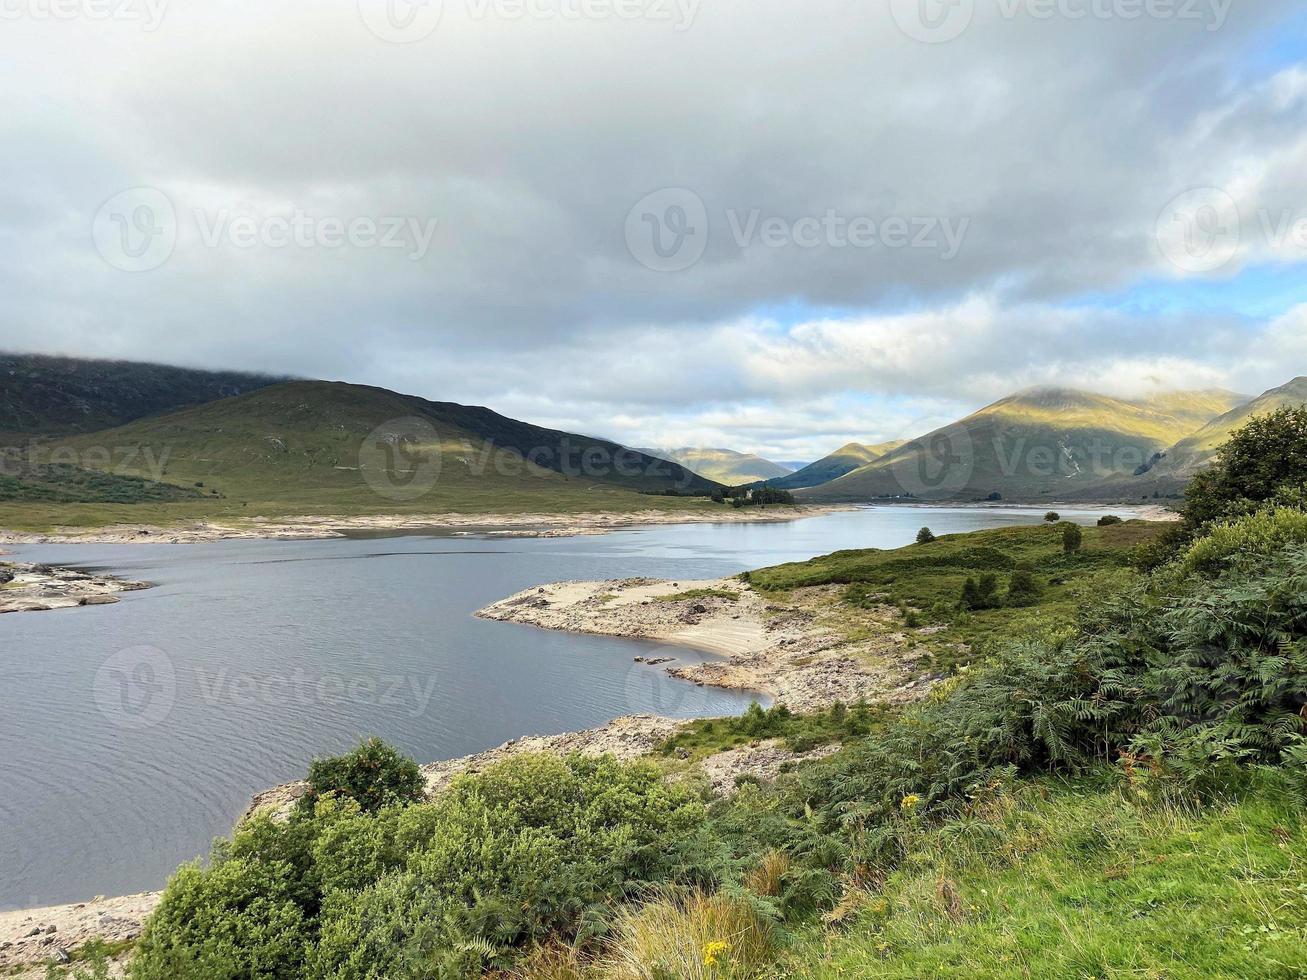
top-left (50, 409), bottom-right (1307, 980)
top-left (914, 526), bottom-right (935, 544)
top-left (0, 462), bottom-right (205, 505)
top-left (730, 487), bottom-right (795, 508)
top-left (1061, 521), bottom-right (1082, 553)
top-left (299, 736), bottom-right (425, 815)
top-left (1043, 511), bottom-right (1059, 522)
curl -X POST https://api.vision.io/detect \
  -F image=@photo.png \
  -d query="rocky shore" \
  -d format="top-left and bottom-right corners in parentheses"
top-left (0, 893), bottom-right (159, 978)
top-left (476, 575), bottom-right (936, 713)
top-left (0, 505), bottom-right (850, 546)
top-left (0, 559), bottom-right (150, 615)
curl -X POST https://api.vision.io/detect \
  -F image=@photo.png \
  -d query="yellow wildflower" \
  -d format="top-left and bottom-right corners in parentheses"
top-left (900, 794), bottom-right (922, 812)
top-left (703, 940), bottom-right (729, 967)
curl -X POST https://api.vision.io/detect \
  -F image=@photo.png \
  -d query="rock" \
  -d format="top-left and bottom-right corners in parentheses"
top-left (44, 925), bottom-right (57, 934)
top-left (23, 928), bottom-right (39, 937)
top-left (79, 595), bottom-right (121, 606)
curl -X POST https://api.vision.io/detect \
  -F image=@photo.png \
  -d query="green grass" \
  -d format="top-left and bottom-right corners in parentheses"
top-left (658, 702), bottom-right (889, 761)
top-left (787, 773), bottom-right (1307, 979)
top-left (745, 521), bottom-right (1165, 667)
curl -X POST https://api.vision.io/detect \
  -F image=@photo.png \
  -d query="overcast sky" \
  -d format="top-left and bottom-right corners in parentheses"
top-left (3, 0), bottom-right (1306, 459)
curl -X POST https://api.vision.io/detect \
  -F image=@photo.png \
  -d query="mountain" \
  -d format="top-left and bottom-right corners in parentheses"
top-left (1149, 377), bottom-right (1307, 478)
top-left (36, 381), bottom-right (718, 515)
top-left (798, 387), bottom-right (1237, 503)
top-left (764, 441), bottom-right (905, 491)
top-left (636, 447), bottom-right (792, 486)
top-left (0, 352), bottom-right (281, 440)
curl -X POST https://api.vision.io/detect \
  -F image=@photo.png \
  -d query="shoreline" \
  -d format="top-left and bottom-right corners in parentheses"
top-left (0, 560), bottom-right (150, 615)
top-left (1, 571), bottom-right (931, 969)
top-left (0, 504), bottom-right (853, 546)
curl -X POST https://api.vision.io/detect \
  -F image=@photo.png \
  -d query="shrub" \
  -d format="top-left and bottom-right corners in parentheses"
top-left (916, 527), bottom-right (936, 544)
top-left (1183, 406), bottom-right (1307, 532)
top-left (130, 857), bottom-right (312, 979)
top-left (300, 737), bottom-right (424, 814)
top-left (1062, 523), bottom-right (1083, 553)
top-left (1005, 569), bottom-right (1043, 607)
top-left (1044, 512), bottom-right (1060, 523)
top-left (1097, 515), bottom-right (1123, 526)
top-left (960, 573), bottom-right (1001, 610)
top-left (1179, 506), bottom-right (1307, 576)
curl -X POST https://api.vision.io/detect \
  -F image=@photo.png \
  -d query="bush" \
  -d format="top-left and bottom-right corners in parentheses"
top-left (916, 526), bottom-right (936, 544)
top-left (1097, 515), bottom-right (1123, 526)
top-left (961, 573), bottom-right (1002, 610)
top-left (1179, 506), bottom-right (1307, 576)
top-left (1005, 569), bottom-right (1043, 607)
top-left (1061, 523), bottom-right (1083, 553)
top-left (1183, 407), bottom-right (1307, 532)
top-left (300, 737), bottom-right (424, 814)
top-left (1044, 512), bottom-right (1060, 523)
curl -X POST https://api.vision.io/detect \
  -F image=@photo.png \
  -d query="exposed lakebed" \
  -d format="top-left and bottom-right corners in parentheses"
top-left (0, 505), bottom-right (1126, 907)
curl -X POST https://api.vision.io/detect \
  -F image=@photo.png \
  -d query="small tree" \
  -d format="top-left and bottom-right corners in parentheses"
top-left (1183, 406), bottom-right (1307, 531)
top-left (300, 737), bottom-right (424, 814)
top-left (1006, 569), bottom-right (1043, 607)
top-left (961, 573), bottom-right (1001, 610)
top-left (1062, 523), bottom-right (1083, 554)
top-left (916, 526), bottom-right (936, 544)
top-left (1097, 514), bottom-right (1123, 527)
top-left (1044, 511), bottom-right (1060, 523)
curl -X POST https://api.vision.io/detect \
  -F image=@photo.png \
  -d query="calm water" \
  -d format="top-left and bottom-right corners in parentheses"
top-left (0, 505), bottom-right (1123, 907)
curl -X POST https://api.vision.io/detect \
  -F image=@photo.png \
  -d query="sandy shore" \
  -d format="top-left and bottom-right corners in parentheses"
top-left (0, 893), bottom-right (159, 977)
top-left (0, 560), bottom-right (150, 615)
top-left (0, 505), bottom-right (850, 545)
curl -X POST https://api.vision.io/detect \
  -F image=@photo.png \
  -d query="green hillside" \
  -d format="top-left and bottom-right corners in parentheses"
top-left (1151, 377), bottom-right (1307, 478)
top-left (0, 381), bottom-right (721, 528)
top-left (636, 447), bottom-right (793, 485)
top-left (764, 441), bottom-right (904, 491)
top-left (0, 351), bottom-right (280, 440)
top-left (798, 387), bottom-right (1235, 503)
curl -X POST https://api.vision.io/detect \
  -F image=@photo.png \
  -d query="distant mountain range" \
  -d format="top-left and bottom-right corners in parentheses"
top-left (763, 441), bottom-right (906, 491)
top-left (797, 386), bottom-right (1254, 503)
top-left (2, 352), bottom-right (1303, 512)
top-left (635, 447), bottom-right (794, 486)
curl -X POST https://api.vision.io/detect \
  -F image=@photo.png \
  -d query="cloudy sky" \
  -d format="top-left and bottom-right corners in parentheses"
top-left (3, 0), bottom-right (1307, 460)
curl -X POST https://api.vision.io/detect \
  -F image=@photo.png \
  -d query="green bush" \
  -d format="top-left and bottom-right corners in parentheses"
top-left (916, 527), bottom-right (936, 544)
top-left (1097, 515), bottom-right (1123, 526)
top-left (960, 573), bottom-right (1001, 610)
top-left (1061, 523), bottom-right (1083, 553)
top-left (1184, 407), bottom-right (1307, 532)
top-left (1179, 506), bottom-right (1307, 576)
top-left (1005, 569), bottom-right (1043, 607)
top-left (1044, 512), bottom-right (1060, 523)
top-left (300, 737), bottom-right (424, 814)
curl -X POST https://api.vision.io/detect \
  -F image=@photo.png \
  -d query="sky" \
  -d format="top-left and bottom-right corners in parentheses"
top-left (3, 0), bottom-right (1306, 462)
